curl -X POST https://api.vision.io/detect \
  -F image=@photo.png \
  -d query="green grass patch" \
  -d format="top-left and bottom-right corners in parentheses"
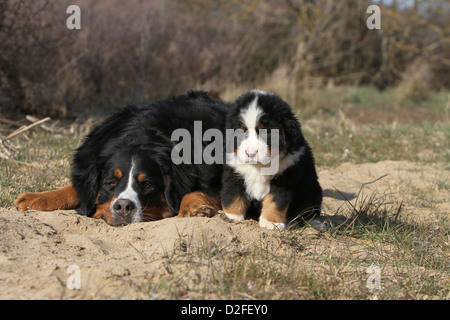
top-left (305, 121), bottom-right (449, 167)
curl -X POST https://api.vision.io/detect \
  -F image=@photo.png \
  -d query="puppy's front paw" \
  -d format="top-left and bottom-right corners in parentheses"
top-left (259, 217), bottom-right (286, 230)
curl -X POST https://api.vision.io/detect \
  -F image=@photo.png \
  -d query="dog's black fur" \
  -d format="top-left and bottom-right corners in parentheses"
top-left (72, 90), bottom-right (227, 219)
top-left (16, 90), bottom-right (322, 229)
top-left (220, 91), bottom-right (322, 229)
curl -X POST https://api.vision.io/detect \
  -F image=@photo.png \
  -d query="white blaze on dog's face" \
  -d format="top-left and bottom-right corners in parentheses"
top-left (114, 160), bottom-right (143, 223)
top-left (237, 96), bottom-right (275, 165)
top-left (95, 150), bottom-right (171, 226)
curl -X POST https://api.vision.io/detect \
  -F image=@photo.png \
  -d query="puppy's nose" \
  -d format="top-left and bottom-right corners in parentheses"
top-left (113, 199), bottom-right (136, 217)
top-left (245, 148), bottom-right (258, 158)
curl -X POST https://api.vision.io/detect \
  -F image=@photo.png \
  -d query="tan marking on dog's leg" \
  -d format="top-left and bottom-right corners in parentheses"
top-left (222, 195), bottom-right (247, 221)
top-left (259, 193), bottom-right (287, 230)
top-left (15, 185), bottom-right (79, 211)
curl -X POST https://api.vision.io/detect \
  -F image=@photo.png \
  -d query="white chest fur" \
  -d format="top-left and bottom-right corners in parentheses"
top-left (227, 147), bottom-right (305, 201)
top-left (234, 164), bottom-right (271, 201)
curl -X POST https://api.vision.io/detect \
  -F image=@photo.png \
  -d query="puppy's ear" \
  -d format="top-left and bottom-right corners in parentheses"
top-left (283, 114), bottom-right (305, 152)
top-left (286, 117), bottom-right (301, 138)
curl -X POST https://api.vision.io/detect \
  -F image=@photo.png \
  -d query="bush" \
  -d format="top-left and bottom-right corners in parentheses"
top-left (1, 0), bottom-right (448, 118)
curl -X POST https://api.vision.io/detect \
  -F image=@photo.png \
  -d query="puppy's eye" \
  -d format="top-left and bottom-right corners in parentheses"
top-left (240, 124), bottom-right (247, 132)
top-left (106, 181), bottom-right (116, 188)
top-left (144, 183), bottom-right (151, 189)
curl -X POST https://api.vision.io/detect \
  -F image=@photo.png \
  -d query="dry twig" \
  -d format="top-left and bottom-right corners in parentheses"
top-left (6, 117), bottom-right (51, 139)
top-left (0, 116), bottom-right (51, 168)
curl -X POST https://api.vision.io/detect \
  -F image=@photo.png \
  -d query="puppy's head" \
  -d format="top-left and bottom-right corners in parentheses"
top-left (93, 148), bottom-right (172, 226)
top-left (228, 90), bottom-right (301, 166)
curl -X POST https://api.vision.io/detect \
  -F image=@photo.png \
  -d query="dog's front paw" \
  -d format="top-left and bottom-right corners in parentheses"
top-left (178, 192), bottom-right (219, 218)
top-left (15, 192), bottom-right (50, 211)
top-left (259, 217), bottom-right (286, 230)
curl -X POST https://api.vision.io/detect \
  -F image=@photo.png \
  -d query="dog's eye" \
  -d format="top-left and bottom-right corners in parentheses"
top-left (144, 183), bottom-right (151, 189)
top-left (240, 124), bottom-right (247, 132)
top-left (105, 180), bottom-right (116, 188)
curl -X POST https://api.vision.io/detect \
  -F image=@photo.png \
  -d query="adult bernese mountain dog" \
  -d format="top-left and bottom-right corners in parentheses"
top-left (220, 90), bottom-right (322, 230)
top-left (15, 91), bottom-right (226, 226)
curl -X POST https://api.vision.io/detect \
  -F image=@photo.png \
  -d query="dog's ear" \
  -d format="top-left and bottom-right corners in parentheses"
top-left (286, 117), bottom-right (302, 142)
top-left (161, 172), bottom-right (182, 214)
top-left (71, 106), bottom-right (141, 216)
top-left (280, 107), bottom-right (306, 153)
top-left (71, 149), bottom-right (101, 216)
top-left (152, 144), bottom-right (197, 215)
top-left (157, 164), bottom-right (179, 214)
top-left (157, 159), bottom-right (197, 215)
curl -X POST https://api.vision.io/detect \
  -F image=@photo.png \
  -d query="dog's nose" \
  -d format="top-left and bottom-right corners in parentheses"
top-left (113, 199), bottom-right (136, 217)
top-left (245, 148), bottom-right (258, 158)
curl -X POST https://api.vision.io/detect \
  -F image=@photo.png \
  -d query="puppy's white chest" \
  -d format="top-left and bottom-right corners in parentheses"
top-left (236, 165), bottom-right (271, 201)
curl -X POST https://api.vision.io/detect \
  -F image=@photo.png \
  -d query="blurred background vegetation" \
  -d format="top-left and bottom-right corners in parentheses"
top-left (0, 0), bottom-right (449, 118)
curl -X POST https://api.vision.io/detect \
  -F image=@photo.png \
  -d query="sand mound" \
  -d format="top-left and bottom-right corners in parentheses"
top-left (0, 160), bottom-right (447, 299)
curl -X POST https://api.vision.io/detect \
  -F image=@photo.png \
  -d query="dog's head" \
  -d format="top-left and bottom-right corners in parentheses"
top-left (92, 148), bottom-right (172, 226)
top-left (227, 90), bottom-right (303, 166)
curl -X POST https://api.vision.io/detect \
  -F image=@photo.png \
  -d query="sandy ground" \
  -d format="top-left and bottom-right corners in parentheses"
top-left (0, 160), bottom-right (448, 299)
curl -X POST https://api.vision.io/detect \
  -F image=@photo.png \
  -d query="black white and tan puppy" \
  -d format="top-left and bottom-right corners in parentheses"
top-left (221, 90), bottom-right (322, 230)
top-left (15, 91), bottom-right (225, 226)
